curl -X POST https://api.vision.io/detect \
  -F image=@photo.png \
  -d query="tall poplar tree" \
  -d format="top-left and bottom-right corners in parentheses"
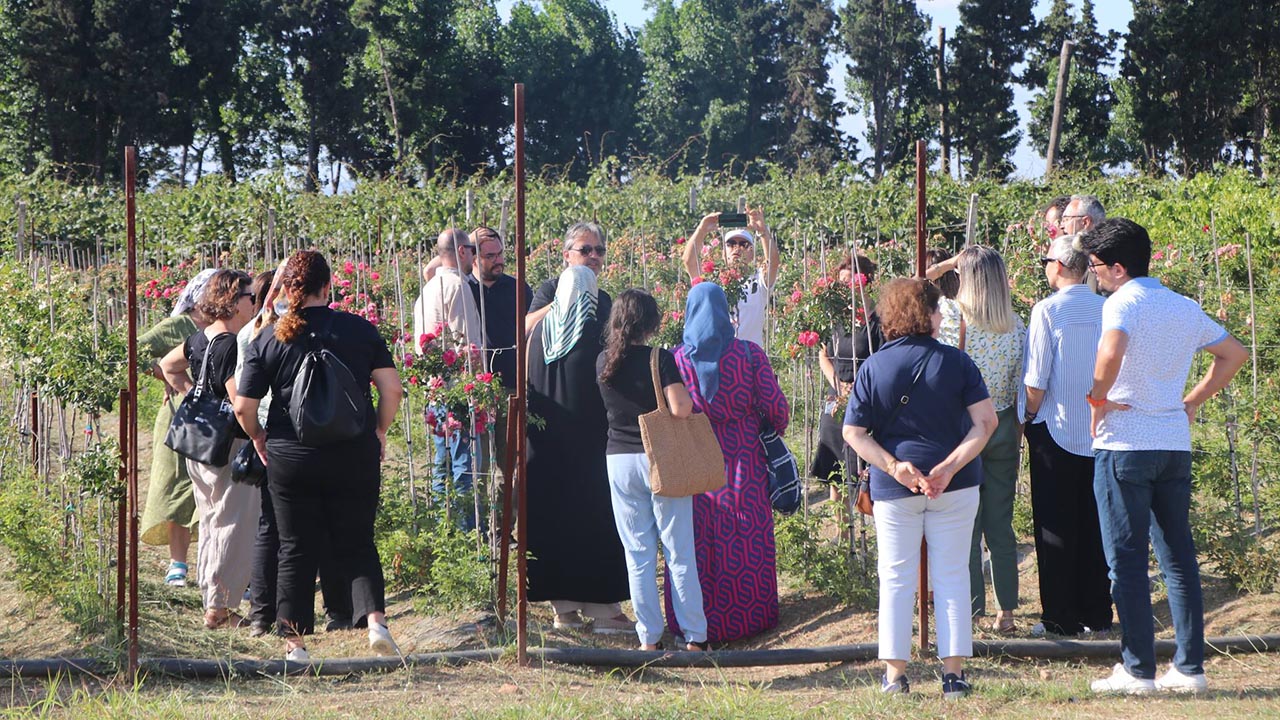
top-left (949, 0), bottom-right (1034, 178)
top-left (777, 0), bottom-right (844, 172)
top-left (839, 0), bottom-right (934, 179)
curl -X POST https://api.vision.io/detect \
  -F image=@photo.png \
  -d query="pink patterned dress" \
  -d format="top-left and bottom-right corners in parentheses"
top-left (667, 339), bottom-right (790, 643)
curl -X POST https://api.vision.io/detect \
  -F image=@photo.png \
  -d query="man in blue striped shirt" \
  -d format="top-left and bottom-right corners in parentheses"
top-left (1023, 234), bottom-right (1111, 638)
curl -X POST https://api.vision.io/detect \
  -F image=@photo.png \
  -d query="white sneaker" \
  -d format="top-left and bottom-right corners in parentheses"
top-left (369, 623), bottom-right (401, 656)
top-left (285, 646), bottom-right (310, 662)
top-left (1155, 666), bottom-right (1208, 694)
top-left (1091, 664), bottom-right (1157, 695)
top-left (1030, 622), bottom-right (1047, 637)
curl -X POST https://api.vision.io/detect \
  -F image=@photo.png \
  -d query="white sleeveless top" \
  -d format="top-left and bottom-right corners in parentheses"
top-left (734, 269), bottom-right (770, 348)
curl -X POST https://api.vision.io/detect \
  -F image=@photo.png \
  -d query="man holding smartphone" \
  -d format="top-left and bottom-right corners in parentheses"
top-left (680, 205), bottom-right (780, 348)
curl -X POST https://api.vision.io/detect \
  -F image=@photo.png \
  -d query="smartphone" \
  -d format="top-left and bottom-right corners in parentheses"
top-left (718, 212), bottom-right (748, 227)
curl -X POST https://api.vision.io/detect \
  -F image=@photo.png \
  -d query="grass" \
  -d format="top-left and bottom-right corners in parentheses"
top-left (7, 653), bottom-right (1280, 719)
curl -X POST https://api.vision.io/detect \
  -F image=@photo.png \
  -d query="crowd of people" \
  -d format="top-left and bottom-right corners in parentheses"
top-left (137, 194), bottom-right (1246, 698)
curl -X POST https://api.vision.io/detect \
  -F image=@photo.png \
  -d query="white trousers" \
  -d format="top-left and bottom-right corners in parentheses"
top-left (874, 486), bottom-right (980, 661)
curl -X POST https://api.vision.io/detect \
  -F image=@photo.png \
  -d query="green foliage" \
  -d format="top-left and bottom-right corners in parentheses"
top-left (0, 467), bottom-right (114, 634)
top-left (839, 0), bottom-right (935, 179)
top-left (949, 0), bottom-right (1035, 178)
top-left (375, 478), bottom-right (492, 611)
top-left (777, 0), bottom-right (845, 172)
top-left (1192, 491), bottom-right (1280, 595)
top-left (775, 504), bottom-right (877, 606)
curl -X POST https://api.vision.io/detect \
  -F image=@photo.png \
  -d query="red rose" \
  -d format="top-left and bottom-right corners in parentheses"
top-left (443, 350), bottom-right (458, 367)
top-left (701, 260), bottom-right (715, 274)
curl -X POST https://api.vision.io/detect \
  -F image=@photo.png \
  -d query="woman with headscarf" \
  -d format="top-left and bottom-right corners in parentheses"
top-left (526, 265), bottom-right (631, 634)
top-left (139, 267), bottom-right (215, 587)
top-left (669, 282), bottom-right (790, 644)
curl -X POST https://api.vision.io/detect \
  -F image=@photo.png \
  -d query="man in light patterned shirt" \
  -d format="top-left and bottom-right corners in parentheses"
top-left (1080, 219), bottom-right (1247, 696)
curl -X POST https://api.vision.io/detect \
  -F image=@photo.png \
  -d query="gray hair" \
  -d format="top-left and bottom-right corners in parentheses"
top-left (562, 222), bottom-right (605, 251)
top-left (1049, 234), bottom-right (1089, 278)
top-left (1070, 194), bottom-right (1106, 224)
top-left (955, 245), bottom-right (1015, 334)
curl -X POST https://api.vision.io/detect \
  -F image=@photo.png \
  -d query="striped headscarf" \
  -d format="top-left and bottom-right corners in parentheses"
top-left (541, 265), bottom-right (599, 364)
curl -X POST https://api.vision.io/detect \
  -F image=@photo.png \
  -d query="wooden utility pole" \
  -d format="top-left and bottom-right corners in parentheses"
top-left (1045, 40), bottom-right (1076, 175)
top-left (936, 27), bottom-right (950, 177)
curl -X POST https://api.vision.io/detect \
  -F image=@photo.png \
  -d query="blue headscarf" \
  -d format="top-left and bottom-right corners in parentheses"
top-left (682, 282), bottom-right (735, 403)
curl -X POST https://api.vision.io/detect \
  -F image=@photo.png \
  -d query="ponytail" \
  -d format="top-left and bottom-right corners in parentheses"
top-left (274, 250), bottom-right (332, 343)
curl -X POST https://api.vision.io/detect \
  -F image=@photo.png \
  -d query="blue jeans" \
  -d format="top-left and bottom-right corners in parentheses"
top-left (605, 453), bottom-right (707, 645)
top-left (1094, 449), bottom-right (1203, 679)
top-left (432, 429), bottom-right (478, 532)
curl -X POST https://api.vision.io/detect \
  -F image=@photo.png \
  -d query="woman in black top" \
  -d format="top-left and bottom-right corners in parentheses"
top-left (596, 289), bottom-right (708, 651)
top-left (235, 250), bottom-right (403, 662)
top-left (159, 269), bottom-right (259, 630)
top-left (810, 254), bottom-right (883, 483)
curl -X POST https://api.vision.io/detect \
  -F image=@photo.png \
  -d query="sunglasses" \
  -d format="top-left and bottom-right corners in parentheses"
top-left (1038, 257), bottom-right (1056, 267)
top-left (725, 239), bottom-right (752, 249)
top-left (572, 245), bottom-right (607, 257)
top-left (458, 244), bottom-right (476, 252)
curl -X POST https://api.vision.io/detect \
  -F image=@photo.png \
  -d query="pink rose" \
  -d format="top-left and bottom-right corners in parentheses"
top-left (790, 290), bottom-right (803, 303)
top-left (329, 302), bottom-right (341, 310)
top-left (691, 277), bottom-right (703, 286)
top-left (343, 260), bottom-right (355, 275)
top-left (464, 382), bottom-right (475, 392)
top-left (429, 376), bottom-right (446, 390)
top-left (852, 273), bottom-right (869, 289)
top-left (442, 349), bottom-right (458, 367)
top-left (798, 330), bottom-right (820, 348)
top-left (403, 354), bottom-right (415, 368)
top-left (701, 260), bottom-right (715, 274)
top-left (370, 272), bottom-right (380, 281)
top-left (476, 372), bottom-right (494, 383)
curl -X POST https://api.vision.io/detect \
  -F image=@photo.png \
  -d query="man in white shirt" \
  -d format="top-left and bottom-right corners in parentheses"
top-left (681, 205), bottom-right (779, 349)
top-left (413, 228), bottom-right (484, 532)
top-left (414, 228), bottom-right (481, 352)
top-left (1023, 234), bottom-right (1110, 638)
top-left (1080, 219), bottom-right (1246, 696)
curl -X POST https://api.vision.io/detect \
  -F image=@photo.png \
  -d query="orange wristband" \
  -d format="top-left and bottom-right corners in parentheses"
top-left (1086, 392), bottom-right (1107, 408)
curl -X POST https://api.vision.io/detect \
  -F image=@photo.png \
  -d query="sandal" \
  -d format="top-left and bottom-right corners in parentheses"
top-left (165, 561), bottom-right (188, 587)
top-left (992, 616), bottom-right (1017, 635)
top-left (204, 608), bottom-right (246, 630)
top-left (685, 640), bottom-right (710, 652)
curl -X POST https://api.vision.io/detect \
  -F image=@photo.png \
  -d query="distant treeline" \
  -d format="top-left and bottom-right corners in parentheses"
top-left (0, 0), bottom-right (1276, 187)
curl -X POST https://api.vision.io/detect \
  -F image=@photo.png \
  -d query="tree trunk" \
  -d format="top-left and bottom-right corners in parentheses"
top-left (217, 126), bottom-right (237, 183)
top-left (305, 121), bottom-right (319, 193)
top-left (179, 145), bottom-right (189, 188)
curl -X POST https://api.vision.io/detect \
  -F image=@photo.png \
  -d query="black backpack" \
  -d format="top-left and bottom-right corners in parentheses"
top-left (288, 316), bottom-right (370, 447)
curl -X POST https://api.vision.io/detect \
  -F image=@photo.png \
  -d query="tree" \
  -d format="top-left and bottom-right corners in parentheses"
top-left (636, 0), bottom-right (787, 175)
top-left (1025, 0), bottom-right (1117, 172)
top-left (777, 0), bottom-right (844, 172)
top-left (11, 0), bottom-right (182, 182)
top-left (0, 2), bottom-right (44, 175)
top-left (501, 0), bottom-right (642, 177)
top-left (948, 0), bottom-right (1034, 178)
top-left (1119, 0), bottom-right (1248, 175)
top-left (265, 0), bottom-right (369, 192)
top-left (839, 0), bottom-right (934, 179)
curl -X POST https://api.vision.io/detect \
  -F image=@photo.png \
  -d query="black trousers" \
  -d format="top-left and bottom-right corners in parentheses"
top-left (248, 480), bottom-right (353, 629)
top-left (1026, 421), bottom-right (1113, 634)
top-left (268, 435), bottom-right (386, 637)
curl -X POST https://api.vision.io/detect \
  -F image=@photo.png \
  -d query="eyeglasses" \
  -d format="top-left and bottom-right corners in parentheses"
top-left (571, 245), bottom-right (607, 257)
top-left (1038, 257), bottom-right (1057, 267)
top-left (1088, 261), bottom-right (1110, 272)
top-left (458, 244), bottom-right (476, 253)
top-left (725, 239), bottom-right (752, 249)
top-left (239, 291), bottom-right (254, 299)
top-left (480, 251), bottom-right (504, 261)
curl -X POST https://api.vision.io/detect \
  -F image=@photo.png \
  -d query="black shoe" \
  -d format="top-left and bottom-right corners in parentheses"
top-left (881, 673), bottom-right (910, 694)
top-left (325, 616), bottom-right (353, 632)
top-left (249, 620), bottom-right (273, 638)
top-left (942, 672), bottom-right (971, 700)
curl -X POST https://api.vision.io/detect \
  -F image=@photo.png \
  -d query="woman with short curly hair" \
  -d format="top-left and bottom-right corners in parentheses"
top-left (159, 268), bottom-right (260, 629)
top-left (843, 277), bottom-right (998, 698)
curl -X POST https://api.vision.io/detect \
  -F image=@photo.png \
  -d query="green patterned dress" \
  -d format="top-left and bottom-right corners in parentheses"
top-left (139, 314), bottom-right (199, 546)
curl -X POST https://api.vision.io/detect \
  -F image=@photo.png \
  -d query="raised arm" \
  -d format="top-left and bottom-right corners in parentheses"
top-left (747, 205), bottom-right (779, 287)
top-left (681, 212), bottom-right (720, 280)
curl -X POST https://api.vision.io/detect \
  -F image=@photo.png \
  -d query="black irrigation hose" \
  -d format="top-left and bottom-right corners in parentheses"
top-left (5, 635), bottom-right (1280, 679)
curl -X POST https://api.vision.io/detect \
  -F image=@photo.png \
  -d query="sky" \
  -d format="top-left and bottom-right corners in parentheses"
top-left (495, 0), bottom-right (1136, 178)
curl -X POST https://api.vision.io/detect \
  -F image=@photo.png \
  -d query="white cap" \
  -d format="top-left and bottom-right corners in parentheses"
top-left (724, 228), bottom-right (754, 244)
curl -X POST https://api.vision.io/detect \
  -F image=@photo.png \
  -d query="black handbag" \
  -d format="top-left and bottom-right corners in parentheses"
top-left (230, 441), bottom-right (267, 487)
top-left (164, 333), bottom-right (239, 467)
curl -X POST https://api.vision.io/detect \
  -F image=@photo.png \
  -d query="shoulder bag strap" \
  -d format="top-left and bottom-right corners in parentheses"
top-left (870, 346), bottom-right (936, 439)
top-left (649, 347), bottom-right (669, 416)
top-left (191, 333), bottom-right (218, 399)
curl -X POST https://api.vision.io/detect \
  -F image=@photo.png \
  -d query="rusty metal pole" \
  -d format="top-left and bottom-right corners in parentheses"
top-left (496, 395), bottom-right (518, 622)
top-left (29, 392), bottom-right (38, 468)
top-left (124, 146), bottom-right (140, 677)
top-left (116, 388), bottom-right (129, 631)
top-left (914, 139), bottom-right (930, 654)
top-left (513, 83), bottom-right (530, 668)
